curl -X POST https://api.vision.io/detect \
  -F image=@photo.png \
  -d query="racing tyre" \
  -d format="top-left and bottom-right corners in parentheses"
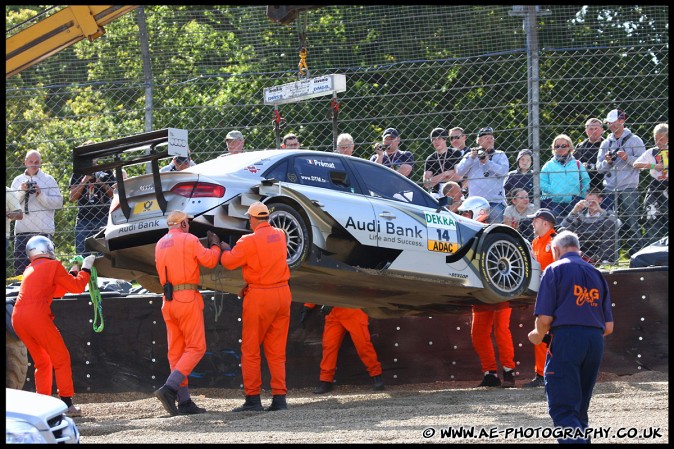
top-left (268, 203), bottom-right (311, 269)
top-left (6, 330), bottom-right (28, 390)
top-left (477, 232), bottom-right (532, 303)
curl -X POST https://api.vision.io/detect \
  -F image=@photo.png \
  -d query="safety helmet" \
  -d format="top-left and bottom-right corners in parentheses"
top-left (457, 196), bottom-right (490, 223)
top-left (26, 235), bottom-right (56, 262)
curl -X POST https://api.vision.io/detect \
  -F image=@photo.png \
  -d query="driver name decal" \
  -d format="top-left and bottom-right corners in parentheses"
top-left (425, 212), bottom-right (459, 254)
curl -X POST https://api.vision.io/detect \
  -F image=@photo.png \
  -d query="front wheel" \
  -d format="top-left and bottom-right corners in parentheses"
top-left (477, 232), bottom-right (532, 303)
top-left (268, 203), bottom-right (311, 269)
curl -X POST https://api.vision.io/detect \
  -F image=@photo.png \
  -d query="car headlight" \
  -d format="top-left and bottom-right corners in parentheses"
top-left (5, 418), bottom-right (48, 444)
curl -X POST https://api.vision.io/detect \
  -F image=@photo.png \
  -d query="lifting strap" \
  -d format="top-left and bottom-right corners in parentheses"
top-left (71, 255), bottom-right (104, 333)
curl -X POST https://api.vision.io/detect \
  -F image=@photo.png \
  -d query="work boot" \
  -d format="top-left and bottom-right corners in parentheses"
top-left (372, 375), bottom-right (385, 391)
top-left (154, 385), bottom-right (179, 416)
top-left (266, 395), bottom-right (288, 411)
top-left (65, 405), bottom-right (82, 418)
top-left (477, 371), bottom-right (501, 387)
top-left (178, 399), bottom-right (206, 415)
top-left (501, 370), bottom-right (515, 388)
top-left (314, 381), bottom-right (333, 395)
top-left (522, 374), bottom-right (545, 388)
top-left (232, 394), bottom-right (263, 412)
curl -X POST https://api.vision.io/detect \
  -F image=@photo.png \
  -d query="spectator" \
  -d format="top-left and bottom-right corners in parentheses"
top-left (440, 181), bottom-right (464, 212)
top-left (69, 150), bottom-right (115, 255)
top-left (528, 230), bottom-right (613, 443)
top-left (632, 123), bottom-right (668, 240)
top-left (10, 150), bottom-right (64, 276)
top-left (225, 130), bottom-right (246, 154)
top-left (559, 190), bottom-right (620, 265)
top-left (503, 188), bottom-right (536, 241)
top-left (503, 149), bottom-right (534, 202)
top-left (153, 211), bottom-right (221, 416)
top-left (300, 304), bottom-right (384, 394)
top-left (422, 127), bottom-right (463, 194)
top-left (219, 202), bottom-right (292, 412)
top-left (282, 133), bottom-right (301, 149)
top-left (335, 133), bottom-right (355, 155)
top-left (370, 128), bottom-right (415, 178)
top-left (523, 207), bottom-right (557, 388)
top-left (11, 236), bottom-right (94, 417)
top-left (160, 150), bottom-right (196, 172)
top-left (455, 127), bottom-right (510, 223)
top-left (6, 186), bottom-right (23, 252)
top-left (448, 126), bottom-right (471, 193)
top-left (596, 108), bottom-right (646, 251)
top-left (540, 134), bottom-right (590, 219)
top-left (457, 196), bottom-right (490, 223)
top-left (575, 117), bottom-right (605, 190)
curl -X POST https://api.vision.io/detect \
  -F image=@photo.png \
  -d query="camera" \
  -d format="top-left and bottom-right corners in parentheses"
top-left (607, 149), bottom-right (619, 162)
top-left (477, 149), bottom-right (487, 160)
top-left (94, 171), bottom-right (112, 183)
top-left (26, 180), bottom-right (38, 195)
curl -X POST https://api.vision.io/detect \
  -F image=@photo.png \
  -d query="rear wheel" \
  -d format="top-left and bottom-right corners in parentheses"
top-left (6, 330), bottom-right (28, 390)
top-left (268, 203), bottom-right (311, 269)
top-left (478, 232), bottom-right (531, 303)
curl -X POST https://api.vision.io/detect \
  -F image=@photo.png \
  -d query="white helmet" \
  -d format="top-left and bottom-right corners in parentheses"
top-left (26, 235), bottom-right (56, 262)
top-left (457, 196), bottom-right (490, 222)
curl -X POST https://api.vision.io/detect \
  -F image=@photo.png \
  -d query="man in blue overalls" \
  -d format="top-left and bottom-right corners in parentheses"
top-left (528, 230), bottom-right (614, 444)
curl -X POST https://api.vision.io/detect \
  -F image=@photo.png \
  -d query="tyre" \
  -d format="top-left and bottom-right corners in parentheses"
top-left (477, 232), bottom-right (532, 303)
top-left (268, 203), bottom-right (311, 269)
top-left (6, 330), bottom-right (28, 390)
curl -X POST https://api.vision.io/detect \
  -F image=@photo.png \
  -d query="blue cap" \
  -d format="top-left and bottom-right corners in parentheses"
top-left (383, 128), bottom-right (399, 139)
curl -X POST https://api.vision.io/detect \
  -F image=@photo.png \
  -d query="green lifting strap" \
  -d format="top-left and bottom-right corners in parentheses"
top-left (70, 255), bottom-right (104, 333)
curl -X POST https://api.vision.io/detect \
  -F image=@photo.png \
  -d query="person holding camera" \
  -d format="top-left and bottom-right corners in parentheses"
top-left (575, 117), bottom-right (605, 191)
top-left (596, 108), bottom-right (645, 252)
top-left (160, 151), bottom-right (196, 172)
top-left (153, 210), bottom-right (222, 416)
top-left (10, 150), bottom-right (63, 276)
top-left (455, 127), bottom-right (510, 223)
top-left (69, 151), bottom-right (116, 255)
top-left (370, 128), bottom-right (415, 178)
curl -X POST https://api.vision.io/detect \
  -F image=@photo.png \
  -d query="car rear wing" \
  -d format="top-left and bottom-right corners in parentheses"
top-left (73, 128), bottom-right (188, 220)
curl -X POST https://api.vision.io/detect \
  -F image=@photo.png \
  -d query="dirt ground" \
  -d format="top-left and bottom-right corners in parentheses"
top-left (73, 370), bottom-right (668, 444)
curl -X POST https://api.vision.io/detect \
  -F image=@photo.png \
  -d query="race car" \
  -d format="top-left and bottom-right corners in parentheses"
top-left (76, 129), bottom-right (540, 318)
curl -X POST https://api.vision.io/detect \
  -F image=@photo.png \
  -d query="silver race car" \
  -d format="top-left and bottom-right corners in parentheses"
top-left (76, 130), bottom-right (540, 318)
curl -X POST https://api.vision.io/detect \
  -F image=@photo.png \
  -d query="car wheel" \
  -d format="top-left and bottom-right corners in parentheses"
top-left (268, 203), bottom-right (311, 269)
top-left (478, 232), bottom-right (532, 302)
top-left (6, 330), bottom-right (28, 390)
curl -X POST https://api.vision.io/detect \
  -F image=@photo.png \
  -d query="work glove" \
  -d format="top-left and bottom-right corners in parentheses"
top-left (320, 305), bottom-right (333, 316)
top-left (299, 306), bottom-right (313, 329)
top-left (82, 255), bottom-right (96, 271)
top-left (207, 230), bottom-right (221, 248)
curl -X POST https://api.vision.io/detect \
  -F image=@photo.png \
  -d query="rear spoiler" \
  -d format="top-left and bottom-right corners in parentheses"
top-left (73, 128), bottom-right (188, 220)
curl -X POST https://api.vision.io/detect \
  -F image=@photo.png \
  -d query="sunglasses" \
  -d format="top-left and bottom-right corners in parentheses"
top-left (449, 135), bottom-right (463, 140)
top-left (554, 144), bottom-right (570, 149)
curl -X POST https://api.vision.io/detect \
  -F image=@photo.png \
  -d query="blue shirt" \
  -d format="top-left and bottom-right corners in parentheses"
top-left (533, 252), bottom-right (613, 331)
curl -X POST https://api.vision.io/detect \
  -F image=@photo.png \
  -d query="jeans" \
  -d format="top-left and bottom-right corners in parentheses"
top-left (602, 189), bottom-right (642, 250)
top-left (75, 218), bottom-right (107, 255)
top-left (488, 202), bottom-right (506, 224)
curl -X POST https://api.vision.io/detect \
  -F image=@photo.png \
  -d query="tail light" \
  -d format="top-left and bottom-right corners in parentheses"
top-left (171, 182), bottom-right (225, 198)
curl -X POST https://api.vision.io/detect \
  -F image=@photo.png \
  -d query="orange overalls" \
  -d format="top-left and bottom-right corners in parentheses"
top-left (220, 221), bottom-right (292, 396)
top-left (304, 304), bottom-right (382, 382)
top-left (155, 229), bottom-right (220, 387)
top-left (531, 227), bottom-right (556, 377)
top-left (12, 258), bottom-right (90, 398)
top-left (470, 302), bottom-right (515, 373)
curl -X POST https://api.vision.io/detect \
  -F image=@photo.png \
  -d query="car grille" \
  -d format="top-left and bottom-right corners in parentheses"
top-left (47, 414), bottom-right (79, 444)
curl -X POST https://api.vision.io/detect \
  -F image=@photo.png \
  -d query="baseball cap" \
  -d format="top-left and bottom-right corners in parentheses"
top-left (604, 109), bottom-right (627, 124)
top-left (226, 130), bottom-right (244, 141)
top-left (527, 208), bottom-right (556, 225)
top-left (382, 128), bottom-right (399, 139)
top-left (478, 126), bottom-right (494, 137)
top-left (245, 201), bottom-right (270, 218)
top-left (166, 210), bottom-right (188, 226)
top-left (430, 127), bottom-right (448, 142)
top-left (516, 149), bottom-right (533, 162)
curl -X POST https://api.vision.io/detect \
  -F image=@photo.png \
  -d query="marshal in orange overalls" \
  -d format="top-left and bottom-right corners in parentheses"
top-left (304, 304), bottom-right (382, 383)
top-left (220, 221), bottom-right (292, 397)
top-left (471, 302), bottom-right (516, 375)
top-left (12, 258), bottom-right (90, 398)
top-left (531, 227), bottom-right (556, 377)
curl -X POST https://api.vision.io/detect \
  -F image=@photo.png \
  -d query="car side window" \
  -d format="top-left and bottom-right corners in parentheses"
top-left (291, 156), bottom-right (354, 192)
top-left (350, 159), bottom-right (436, 207)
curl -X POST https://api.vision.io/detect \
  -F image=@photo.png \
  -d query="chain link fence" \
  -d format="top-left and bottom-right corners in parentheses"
top-left (6, 5), bottom-right (668, 277)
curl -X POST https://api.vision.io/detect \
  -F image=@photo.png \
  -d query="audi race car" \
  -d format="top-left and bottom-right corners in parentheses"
top-left (76, 129), bottom-right (540, 318)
